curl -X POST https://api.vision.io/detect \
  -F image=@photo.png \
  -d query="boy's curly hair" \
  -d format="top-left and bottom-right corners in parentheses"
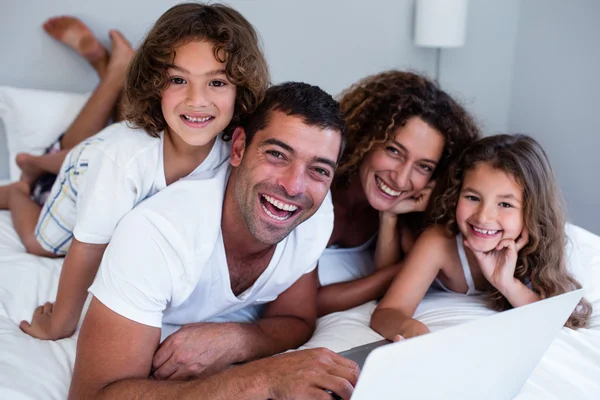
top-left (123, 2), bottom-right (270, 140)
top-left (335, 70), bottom-right (479, 187)
top-left (430, 134), bottom-right (592, 328)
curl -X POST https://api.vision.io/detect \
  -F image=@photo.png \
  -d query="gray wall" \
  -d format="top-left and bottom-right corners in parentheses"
top-left (0, 0), bottom-right (521, 181)
top-left (441, 0), bottom-right (521, 135)
top-left (0, 0), bottom-right (437, 94)
top-left (508, 0), bottom-right (600, 234)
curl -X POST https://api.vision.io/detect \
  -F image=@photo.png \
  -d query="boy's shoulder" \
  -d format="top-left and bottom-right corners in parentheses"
top-left (91, 121), bottom-right (161, 158)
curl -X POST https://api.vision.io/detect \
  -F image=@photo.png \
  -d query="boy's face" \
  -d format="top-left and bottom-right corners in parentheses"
top-left (161, 40), bottom-right (236, 148)
top-left (230, 111), bottom-right (341, 245)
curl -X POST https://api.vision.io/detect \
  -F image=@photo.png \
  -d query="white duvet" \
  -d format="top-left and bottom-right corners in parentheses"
top-left (1, 205), bottom-right (599, 399)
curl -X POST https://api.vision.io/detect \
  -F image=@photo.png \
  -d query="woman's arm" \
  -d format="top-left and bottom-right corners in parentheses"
top-left (317, 264), bottom-right (402, 317)
top-left (373, 181), bottom-right (435, 270)
top-left (373, 212), bottom-right (402, 270)
top-left (370, 227), bottom-right (450, 340)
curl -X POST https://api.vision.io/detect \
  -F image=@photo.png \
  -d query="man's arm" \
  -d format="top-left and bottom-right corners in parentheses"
top-left (152, 269), bottom-right (319, 380)
top-left (69, 297), bottom-right (267, 399)
top-left (71, 297), bottom-right (358, 400)
top-left (239, 268), bottom-right (319, 356)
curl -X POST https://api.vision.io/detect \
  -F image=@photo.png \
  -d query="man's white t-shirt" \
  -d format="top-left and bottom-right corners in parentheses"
top-left (72, 121), bottom-right (230, 244)
top-left (89, 162), bottom-right (334, 328)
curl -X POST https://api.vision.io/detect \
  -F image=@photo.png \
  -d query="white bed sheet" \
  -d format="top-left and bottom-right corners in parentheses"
top-left (1, 205), bottom-right (599, 399)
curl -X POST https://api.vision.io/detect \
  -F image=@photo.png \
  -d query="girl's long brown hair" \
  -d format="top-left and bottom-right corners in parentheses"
top-left (431, 134), bottom-right (592, 328)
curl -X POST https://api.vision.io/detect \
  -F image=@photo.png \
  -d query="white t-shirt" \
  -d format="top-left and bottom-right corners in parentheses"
top-left (89, 162), bottom-right (334, 328)
top-left (72, 122), bottom-right (230, 244)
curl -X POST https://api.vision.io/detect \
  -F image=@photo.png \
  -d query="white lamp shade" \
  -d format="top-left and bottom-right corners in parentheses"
top-left (414, 0), bottom-right (469, 48)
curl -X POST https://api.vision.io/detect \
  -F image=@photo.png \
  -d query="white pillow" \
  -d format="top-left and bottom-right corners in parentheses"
top-left (0, 86), bottom-right (90, 181)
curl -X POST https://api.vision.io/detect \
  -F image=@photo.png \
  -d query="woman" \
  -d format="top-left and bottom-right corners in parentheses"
top-left (317, 70), bottom-right (480, 316)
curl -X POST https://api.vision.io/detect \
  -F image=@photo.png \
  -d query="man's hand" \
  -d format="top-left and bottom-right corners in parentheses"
top-left (259, 348), bottom-right (359, 400)
top-left (387, 181), bottom-right (435, 215)
top-left (152, 322), bottom-right (242, 380)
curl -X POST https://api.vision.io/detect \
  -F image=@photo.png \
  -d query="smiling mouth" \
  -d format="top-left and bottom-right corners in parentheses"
top-left (470, 224), bottom-right (502, 237)
top-left (375, 176), bottom-right (403, 197)
top-left (181, 114), bottom-right (215, 124)
top-left (259, 194), bottom-right (300, 222)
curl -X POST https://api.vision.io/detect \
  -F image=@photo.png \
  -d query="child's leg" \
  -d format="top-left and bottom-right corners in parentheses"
top-left (0, 183), bottom-right (20, 209)
top-left (43, 16), bottom-right (109, 78)
top-left (59, 30), bottom-right (134, 149)
top-left (8, 182), bottom-right (59, 257)
top-left (16, 150), bottom-right (69, 185)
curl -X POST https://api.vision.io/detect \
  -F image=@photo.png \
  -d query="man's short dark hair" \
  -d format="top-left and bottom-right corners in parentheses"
top-left (241, 82), bottom-right (347, 162)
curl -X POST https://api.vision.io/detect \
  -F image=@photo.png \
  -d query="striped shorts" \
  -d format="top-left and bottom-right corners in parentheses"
top-left (34, 138), bottom-right (103, 255)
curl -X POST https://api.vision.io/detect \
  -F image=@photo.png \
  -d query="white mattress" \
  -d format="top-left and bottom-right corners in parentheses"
top-left (0, 206), bottom-right (599, 399)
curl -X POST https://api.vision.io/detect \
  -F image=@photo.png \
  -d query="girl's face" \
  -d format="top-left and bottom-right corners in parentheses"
top-left (358, 116), bottom-right (444, 212)
top-left (161, 40), bottom-right (237, 147)
top-left (456, 162), bottom-right (525, 252)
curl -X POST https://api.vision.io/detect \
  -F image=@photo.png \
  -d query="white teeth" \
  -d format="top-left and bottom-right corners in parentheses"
top-left (376, 176), bottom-right (402, 197)
top-left (183, 115), bottom-right (212, 123)
top-left (261, 203), bottom-right (291, 221)
top-left (472, 226), bottom-right (500, 235)
top-left (262, 195), bottom-right (298, 212)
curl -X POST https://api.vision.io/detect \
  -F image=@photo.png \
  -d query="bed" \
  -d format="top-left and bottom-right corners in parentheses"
top-left (1, 201), bottom-right (600, 399)
top-left (1, 87), bottom-right (600, 399)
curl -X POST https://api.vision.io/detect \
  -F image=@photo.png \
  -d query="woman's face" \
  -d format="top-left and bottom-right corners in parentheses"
top-left (358, 116), bottom-right (445, 212)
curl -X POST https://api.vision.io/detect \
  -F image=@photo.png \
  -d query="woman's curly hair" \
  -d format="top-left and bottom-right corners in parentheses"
top-left (123, 2), bottom-right (270, 140)
top-left (430, 134), bottom-right (592, 328)
top-left (335, 70), bottom-right (479, 187)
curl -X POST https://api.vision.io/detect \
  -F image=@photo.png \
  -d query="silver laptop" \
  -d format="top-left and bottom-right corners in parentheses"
top-left (339, 289), bottom-right (583, 400)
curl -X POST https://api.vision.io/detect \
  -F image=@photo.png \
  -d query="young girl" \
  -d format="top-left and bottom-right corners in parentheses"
top-left (371, 134), bottom-right (592, 340)
top-left (19, 3), bottom-right (270, 340)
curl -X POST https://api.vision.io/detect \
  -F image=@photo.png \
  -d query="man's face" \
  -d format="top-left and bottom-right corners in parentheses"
top-left (231, 111), bottom-right (342, 245)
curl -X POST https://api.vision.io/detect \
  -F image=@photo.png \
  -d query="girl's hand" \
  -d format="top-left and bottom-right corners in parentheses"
top-left (392, 334), bottom-right (405, 342)
top-left (387, 181), bottom-right (435, 215)
top-left (399, 319), bottom-right (430, 339)
top-left (464, 230), bottom-right (529, 293)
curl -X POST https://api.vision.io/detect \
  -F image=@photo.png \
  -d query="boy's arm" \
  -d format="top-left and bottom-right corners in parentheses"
top-left (21, 239), bottom-right (108, 340)
top-left (243, 268), bottom-right (319, 355)
top-left (316, 264), bottom-right (402, 317)
top-left (371, 227), bottom-right (448, 340)
top-left (152, 269), bottom-right (321, 380)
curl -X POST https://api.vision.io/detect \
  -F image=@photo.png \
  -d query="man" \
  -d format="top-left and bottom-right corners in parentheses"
top-left (69, 82), bottom-right (359, 399)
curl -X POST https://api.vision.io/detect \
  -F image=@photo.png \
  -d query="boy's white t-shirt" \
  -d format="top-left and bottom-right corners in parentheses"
top-left (72, 121), bottom-right (230, 244)
top-left (89, 162), bottom-right (334, 328)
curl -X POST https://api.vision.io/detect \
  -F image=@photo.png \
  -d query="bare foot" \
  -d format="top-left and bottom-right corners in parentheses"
top-left (16, 153), bottom-right (43, 185)
top-left (105, 30), bottom-right (135, 78)
top-left (43, 16), bottom-right (108, 76)
top-left (105, 30), bottom-right (135, 122)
